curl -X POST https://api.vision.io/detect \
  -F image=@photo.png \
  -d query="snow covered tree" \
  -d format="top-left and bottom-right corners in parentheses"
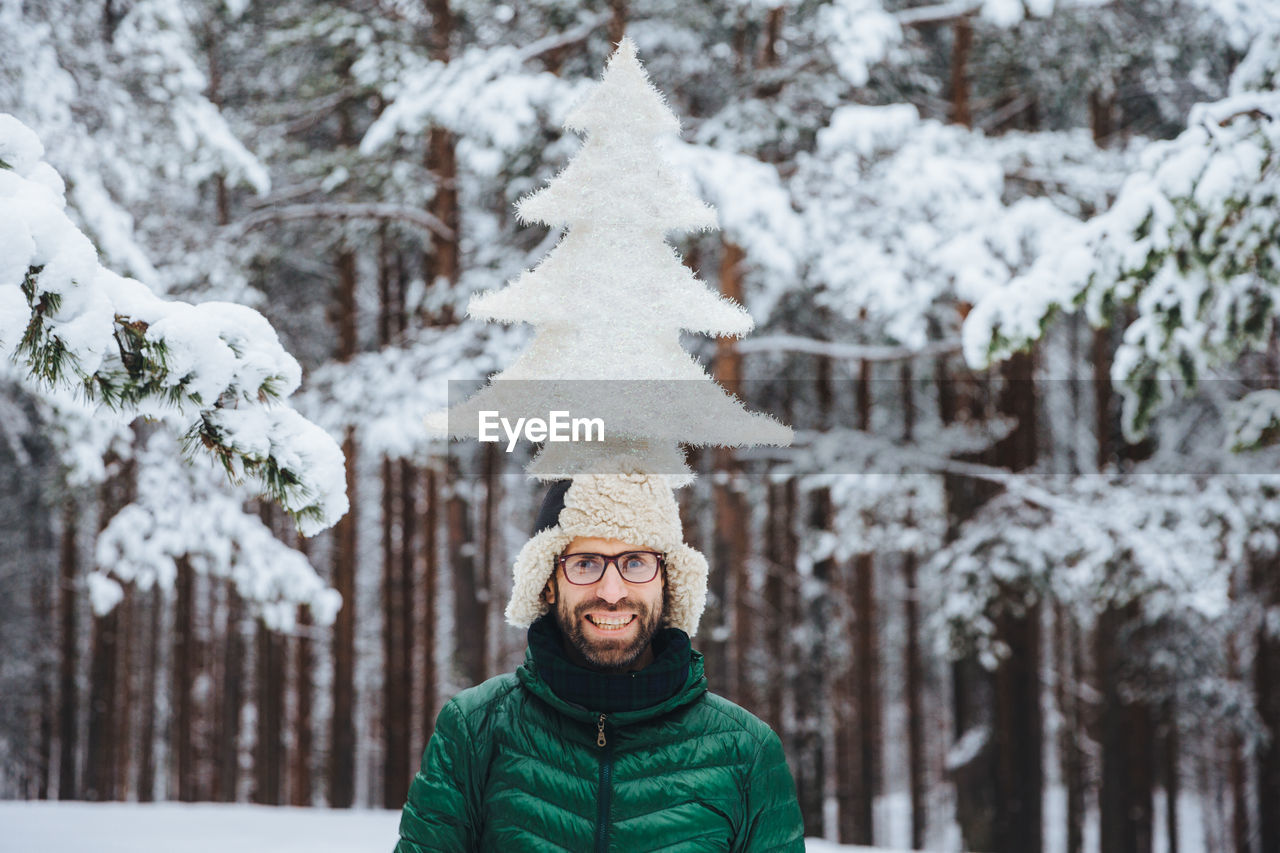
top-left (0, 114), bottom-right (347, 535)
top-left (966, 25), bottom-right (1280, 448)
top-left (431, 37), bottom-right (791, 482)
top-left (91, 432), bottom-right (340, 630)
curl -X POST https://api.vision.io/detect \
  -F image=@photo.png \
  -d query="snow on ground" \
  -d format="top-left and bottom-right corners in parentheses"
top-left (0, 801), bottom-right (903, 852)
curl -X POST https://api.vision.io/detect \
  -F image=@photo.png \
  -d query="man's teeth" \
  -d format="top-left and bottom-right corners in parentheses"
top-left (587, 615), bottom-right (634, 629)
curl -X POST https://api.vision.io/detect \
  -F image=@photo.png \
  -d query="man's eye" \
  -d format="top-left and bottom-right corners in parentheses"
top-left (570, 557), bottom-right (602, 571)
top-left (623, 555), bottom-right (646, 569)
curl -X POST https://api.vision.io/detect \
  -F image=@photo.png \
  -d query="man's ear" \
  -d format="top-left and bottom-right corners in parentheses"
top-left (543, 578), bottom-right (556, 605)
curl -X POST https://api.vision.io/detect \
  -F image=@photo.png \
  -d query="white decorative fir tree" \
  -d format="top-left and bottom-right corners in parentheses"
top-left (432, 38), bottom-right (791, 482)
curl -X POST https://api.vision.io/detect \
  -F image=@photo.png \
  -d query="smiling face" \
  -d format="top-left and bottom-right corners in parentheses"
top-left (545, 536), bottom-right (666, 673)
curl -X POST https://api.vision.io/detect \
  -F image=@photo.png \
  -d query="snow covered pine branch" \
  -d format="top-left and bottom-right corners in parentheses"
top-left (0, 113), bottom-right (348, 535)
top-left (965, 28), bottom-right (1280, 450)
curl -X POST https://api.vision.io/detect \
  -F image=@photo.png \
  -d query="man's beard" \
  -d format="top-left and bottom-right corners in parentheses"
top-left (552, 583), bottom-right (664, 673)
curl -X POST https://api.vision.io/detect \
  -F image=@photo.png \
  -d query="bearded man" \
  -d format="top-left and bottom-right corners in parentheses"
top-left (393, 472), bottom-right (804, 852)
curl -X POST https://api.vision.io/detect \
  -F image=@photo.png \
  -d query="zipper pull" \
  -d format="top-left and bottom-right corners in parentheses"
top-left (596, 713), bottom-right (607, 748)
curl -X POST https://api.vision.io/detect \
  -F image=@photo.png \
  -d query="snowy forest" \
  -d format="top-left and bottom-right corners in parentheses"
top-left (3, 0), bottom-right (1280, 851)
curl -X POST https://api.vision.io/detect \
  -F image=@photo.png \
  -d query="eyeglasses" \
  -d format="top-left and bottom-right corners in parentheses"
top-left (556, 551), bottom-right (664, 585)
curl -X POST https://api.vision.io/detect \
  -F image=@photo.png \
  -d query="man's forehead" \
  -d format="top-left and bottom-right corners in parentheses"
top-left (563, 535), bottom-right (656, 553)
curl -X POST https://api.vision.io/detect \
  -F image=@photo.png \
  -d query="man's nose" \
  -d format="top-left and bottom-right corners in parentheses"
top-left (594, 564), bottom-right (628, 604)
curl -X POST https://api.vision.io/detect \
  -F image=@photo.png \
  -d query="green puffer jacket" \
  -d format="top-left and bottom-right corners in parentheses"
top-left (395, 648), bottom-right (805, 852)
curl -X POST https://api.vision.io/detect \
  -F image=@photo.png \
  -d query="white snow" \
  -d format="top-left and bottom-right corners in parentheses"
top-left (0, 282), bottom-right (27, 353)
top-left (1225, 388), bottom-right (1280, 451)
top-left (818, 0), bottom-right (904, 88)
top-left (0, 802), bottom-right (905, 853)
top-left (0, 112), bottom-right (44, 174)
top-left (359, 44), bottom-right (586, 165)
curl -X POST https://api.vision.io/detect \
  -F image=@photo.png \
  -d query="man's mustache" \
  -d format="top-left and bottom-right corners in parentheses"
top-left (573, 602), bottom-right (646, 616)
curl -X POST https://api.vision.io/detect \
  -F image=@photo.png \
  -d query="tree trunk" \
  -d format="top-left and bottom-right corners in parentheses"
top-left (952, 655), bottom-right (997, 850)
top-left (1093, 327), bottom-right (1116, 470)
top-left (327, 195), bottom-right (360, 802)
top-left (1228, 631), bottom-right (1249, 853)
top-left (854, 363), bottom-right (881, 846)
top-left (85, 604), bottom-right (118, 801)
top-left (378, 223), bottom-right (415, 808)
top-left (421, 1), bottom-right (460, 327)
top-left (1257, 551), bottom-right (1280, 853)
top-left (173, 556), bottom-right (196, 802)
top-left (902, 361), bottom-right (925, 850)
top-left (713, 240), bottom-right (747, 701)
top-left (1089, 87), bottom-right (1116, 148)
top-left (1094, 317), bottom-right (1160, 853)
top-left (88, 450), bottom-right (131, 803)
top-left (448, 457), bottom-right (487, 687)
top-left (381, 456), bottom-right (418, 808)
top-left (118, 587), bottom-right (137, 799)
top-left (759, 380), bottom-right (796, 738)
top-left (290, 604), bottom-right (314, 807)
top-left (195, 573), bottom-right (213, 802)
top-left (215, 582), bottom-right (243, 802)
top-left (990, 350), bottom-right (1043, 853)
top-left (1163, 695), bottom-right (1180, 853)
top-left (937, 350), bottom-right (997, 853)
top-left (399, 457), bottom-right (417, 744)
top-left (57, 499), bottom-right (80, 801)
top-left (904, 551), bottom-right (925, 850)
top-left (1054, 602), bottom-right (1085, 853)
top-left (705, 472), bottom-right (730, 693)
top-left (35, 560), bottom-right (53, 800)
top-left (1097, 603), bottom-right (1153, 853)
top-left (329, 425), bottom-right (358, 808)
top-left (992, 601), bottom-right (1043, 852)
top-left (949, 16), bottom-right (973, 128)
top-left (608, 0), bottom-right (628, 45)
top-left (835, 618), bottom-right (859, 842)
top-left (728, 470), bottom-right (751, 708)
top-left (382, 457), bottom-right (405, 808)
top-left (949, 349), bottom-right (1038, 853)
top-left (420, 467), bottom-right (440, 741)
top-left (836, 551), bottom-right (879, 846)
top-left (838, 360), bottom-right (880, 845)
top-left (421, 1), bottom-right (458, 323)
top-left (796, 355), bottom-right (835, 837)
top-left (136, 586), bottom-right (160, 802)
top-left (377, 225), bottom-right (395, 345)
top-left (759, 7), bottom-right (784, 68)
top-left (254, 619), bottom-right (285, 805)
top-left (795, 481), bottom-right (830, 837)
top-left (761, 479), bottom-right (788, 736)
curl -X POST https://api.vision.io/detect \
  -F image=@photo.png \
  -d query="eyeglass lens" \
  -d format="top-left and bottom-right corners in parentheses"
top-left (561, 552), bottom-right (660, 584)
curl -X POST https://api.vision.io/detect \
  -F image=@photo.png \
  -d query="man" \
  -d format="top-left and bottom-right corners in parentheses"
top-left (395, 472), bottom-right (805, 852)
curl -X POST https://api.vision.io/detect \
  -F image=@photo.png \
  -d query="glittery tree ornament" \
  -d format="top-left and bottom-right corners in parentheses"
top-left (429, 38), bottom-right (791, 483)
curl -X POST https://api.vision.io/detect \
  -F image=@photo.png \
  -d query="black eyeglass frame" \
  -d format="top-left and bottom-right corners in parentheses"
top-left (555, 551), bottom-right (666, 585)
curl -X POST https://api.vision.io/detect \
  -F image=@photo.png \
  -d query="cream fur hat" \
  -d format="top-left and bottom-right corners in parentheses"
top-left (504, 472), bottom-right (709, 637)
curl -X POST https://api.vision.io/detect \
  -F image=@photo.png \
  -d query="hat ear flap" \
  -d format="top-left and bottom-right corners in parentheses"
top-left (505, 528), bottom-right (572, 628)
top-left (661, 543), bottom-right (709, 637)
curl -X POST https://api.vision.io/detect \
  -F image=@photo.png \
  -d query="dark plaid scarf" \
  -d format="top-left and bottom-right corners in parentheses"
top-left (527, 614), bottom-right (691, 713)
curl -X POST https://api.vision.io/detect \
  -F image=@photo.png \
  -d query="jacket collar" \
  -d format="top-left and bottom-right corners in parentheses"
top-left (518, 615), bottom-right (707, 722)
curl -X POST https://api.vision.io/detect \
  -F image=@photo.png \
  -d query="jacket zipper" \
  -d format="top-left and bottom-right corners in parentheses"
top-left (595, 713), bottom-right (612, 853)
